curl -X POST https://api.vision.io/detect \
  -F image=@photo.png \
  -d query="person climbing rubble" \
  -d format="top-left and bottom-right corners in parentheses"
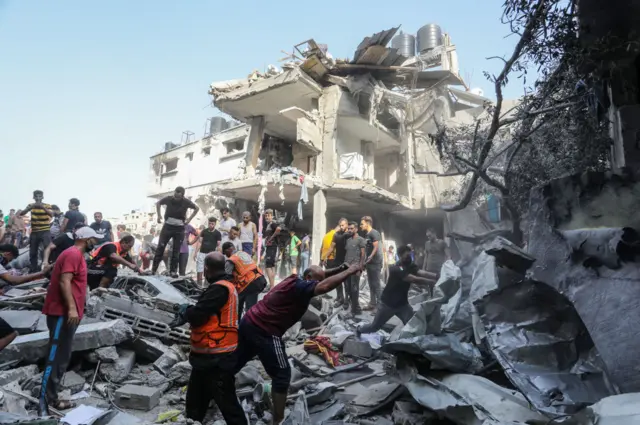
top-left (39, 227), bottom-right (102, 415)
top-left (87, 233), bottom-right (140, 289)
top-left (234, 262), bottom-right (362, 425)
top-left (170, 252), bottom-right (247, 425)
top-left (224, 242), bottom-right (267, 319)
top-left (357, 245), bottom-right (437, 335)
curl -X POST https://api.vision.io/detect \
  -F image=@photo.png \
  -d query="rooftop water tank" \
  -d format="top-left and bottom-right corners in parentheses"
top-left (417, 23), bottom-right (443, 53)
top-left (164, 142), bottom-right (178, 151)
top-left (391, 31), bottom-right (416, 57)
top-left (209, 117), bottom-right (228, 135)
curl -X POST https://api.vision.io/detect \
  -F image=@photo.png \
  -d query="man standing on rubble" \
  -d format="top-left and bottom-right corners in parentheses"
top-left (153, 187), bottom-right (199, 277)
top-left (39, 227), bottom-right (103, 415)
top-left (170, 252), bottom-right (247, 425)
top-left (60, 198), bottom-right (85, 233)
top-left (20, 190), bottom-right (53, 273)
top-left (321, 218), bottom-right (349, 307)
top-left (360, 216), bottom-right (383, 310)
top-left (357, 245), bottom-right (437, 335)
top-left (90, 212), bottom-right (113, 243)
top-left (224, 242), bottom-right (267, 319)
top-left (194, 217), bottom-right (222, 286)
top-left (234, 262), bottom-right (362, 425)
top-left (42, 222), bottom-right (87, 268)
top-left (263, 209), bottom-right (281, 289)
top-left (423, 227), bottom-right (450, 279)
top-left (87, 234), bottom-right (140, 289)
top-left (343, 221), bottom-right (366, 315)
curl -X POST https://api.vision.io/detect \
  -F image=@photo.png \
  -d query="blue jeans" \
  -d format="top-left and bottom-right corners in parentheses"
top-left (299, 251), bottom-right (310, 274)
top-left (242, 242), bottom-right (253, 255)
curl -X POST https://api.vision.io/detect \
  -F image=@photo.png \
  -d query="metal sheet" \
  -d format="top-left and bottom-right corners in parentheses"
top-left (352, 27), bottom-right (400, 63)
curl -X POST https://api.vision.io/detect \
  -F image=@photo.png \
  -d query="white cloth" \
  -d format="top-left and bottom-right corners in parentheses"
top-left (131, 239), bottom-right (142, 256)
top-left (218, 218), bottom-right (236, 240)
top-left (196, 252), bottom-right (206, 273)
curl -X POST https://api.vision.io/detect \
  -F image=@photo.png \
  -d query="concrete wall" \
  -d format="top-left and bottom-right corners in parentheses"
top-left (147, 125), bottom-right (249, 197)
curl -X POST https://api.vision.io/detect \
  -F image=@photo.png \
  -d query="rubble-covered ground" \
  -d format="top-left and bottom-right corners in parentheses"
top-left (1, 170), bottom-right (640, 425)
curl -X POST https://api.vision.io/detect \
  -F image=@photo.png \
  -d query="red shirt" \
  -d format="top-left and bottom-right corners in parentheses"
top-left (43, 247), bottom-right (88, 319)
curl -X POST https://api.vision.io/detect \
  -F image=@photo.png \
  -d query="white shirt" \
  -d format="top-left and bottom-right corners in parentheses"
top-left (131, 239), bottom-right (142, 256)
top-left (218, 218), bottom-right (236, 240)
top-left (222, 236), bottom-right (242, 253)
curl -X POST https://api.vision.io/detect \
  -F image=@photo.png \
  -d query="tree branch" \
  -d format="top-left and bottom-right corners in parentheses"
top-left (498, 101), bottom-right (576, 127)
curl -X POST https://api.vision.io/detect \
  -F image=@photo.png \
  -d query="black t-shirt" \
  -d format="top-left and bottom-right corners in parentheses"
top-left (90, 244), bottom-right (131, 270)
top-left (90, 220), bottom-right (113, 242)
top-left (381, 262), bottom-right (420, 308)
top-left (263, 222), bottom-right (279, 247)
top-left (50, 233), bottom-right (75, 263)
top-left (160, 196), bottom-right (197, 222)
top-left (200, 229), bottom-right (222, 254)
top-left (365, 229), bottom-right (383, 265)
top-left (64, 210), bottom-right (85, 231)
top-left (332, 230), bottom-right (348, 263)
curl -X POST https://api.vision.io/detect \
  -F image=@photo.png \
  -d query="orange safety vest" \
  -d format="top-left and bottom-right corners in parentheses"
top-left (89, 242), bottom-right (129, 267)
top-left (228, 252), bottom-right (263, 293)
top-left (190, 280), bottom-right (239, 354)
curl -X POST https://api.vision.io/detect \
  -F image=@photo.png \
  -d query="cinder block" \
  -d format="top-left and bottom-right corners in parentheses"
top-left (342, 339), bottom-right (373, 358)
top-left (114, 384), bottom-right (161, 411)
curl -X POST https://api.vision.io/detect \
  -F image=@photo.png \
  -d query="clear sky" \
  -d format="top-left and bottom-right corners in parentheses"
top-left (0, 0), bottom-right (525, 219)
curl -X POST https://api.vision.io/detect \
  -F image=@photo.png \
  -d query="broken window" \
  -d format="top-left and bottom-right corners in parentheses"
top-left (223, 137), bottom-right (245, 155)
top-left (202, 147), bottom-right (211, 156)
top-left (163, 158), bottom-right (178, 174)
top-left (185, 152), bottom-right (194, 161)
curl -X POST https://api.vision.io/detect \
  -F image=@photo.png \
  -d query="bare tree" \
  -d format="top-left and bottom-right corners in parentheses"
top-left (423, 0), bottom-right (611, 244)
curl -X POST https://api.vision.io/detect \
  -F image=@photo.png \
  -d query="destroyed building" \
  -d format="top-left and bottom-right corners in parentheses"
top-left (147, 26), bottom-right (498, 262)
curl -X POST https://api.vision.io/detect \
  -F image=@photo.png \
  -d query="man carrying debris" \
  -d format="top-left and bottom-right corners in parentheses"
top-left (262, 209), bottom-right (281, 289)
top-left (39, 227), bottom-right (103, 415)
top-left (423, 227), bottom-right (450, 278)
top-left (321, 218), bottom-right (349, 307)
top-left (223, 242), bottom-right (267, 319)
top-left (0, 243), bottom-right (52, 289)
top-left (153, 186), bottom-right (200, 277)
top-left (170, 252), bottom-right (247, 425)
top-left (87, 234), bottom-right (140, 289)
top-left (194, 217), bottom-right (222, 286)
top-left (234, 262), bottom-right (362, 425)
top-left (357, 245), bottom-right (437, 335)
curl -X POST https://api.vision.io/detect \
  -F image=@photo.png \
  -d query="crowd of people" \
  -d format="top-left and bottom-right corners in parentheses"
top-left (0, 185), bottom-right (450, 423)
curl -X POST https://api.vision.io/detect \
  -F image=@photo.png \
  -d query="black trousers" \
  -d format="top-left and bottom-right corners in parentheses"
top-left (29, 230), bottom-right (51, 272)
top-left (152, 224), bottom-right (184, 274)
top-left (238, 276), bottom-right (267, 320)
top-left (186, 364), bottom-right (247, 424)
top-left (327, 259), bottom-right (345, 303)
top-left (366, 263), bottom-right (382, 306)
top-left (344, 273), bottom-right (361, 313)
top-left (359, 302), bottom-right (414, 334)
top-left (39, 316), bottom-right (77, 415)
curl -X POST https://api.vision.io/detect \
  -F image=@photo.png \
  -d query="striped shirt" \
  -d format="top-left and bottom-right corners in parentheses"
top-left (30, 204), bottom-right (52, 232)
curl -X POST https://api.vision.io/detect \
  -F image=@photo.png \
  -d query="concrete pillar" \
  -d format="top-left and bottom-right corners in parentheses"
top-left (361, 140), bottom-right (375, 181)
top-left (244, 116), bottom-right (265, 175)
top-left (316, 86), bottom-right (342, 186)
top-left (311, 190), bottom-right (327, 265)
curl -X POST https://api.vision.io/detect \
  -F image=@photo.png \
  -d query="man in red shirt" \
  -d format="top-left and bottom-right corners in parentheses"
top-left (38, 227), bottom-right (103, 415)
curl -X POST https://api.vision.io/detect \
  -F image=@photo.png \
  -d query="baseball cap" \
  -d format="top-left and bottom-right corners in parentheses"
top-left (75, 227), bottom-right (104, 240)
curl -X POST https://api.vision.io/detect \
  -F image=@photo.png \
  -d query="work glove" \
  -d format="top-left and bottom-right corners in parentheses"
top-left (169, 304), bottom-right (189, 328)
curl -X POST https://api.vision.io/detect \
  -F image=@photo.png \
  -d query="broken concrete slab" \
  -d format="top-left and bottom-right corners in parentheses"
top-left (152, 346), bottom-right (186, 376)
top-left (301, 304), bottom-right (323, 330)
top-left (0, 365), bottom-right (38, 386)
top-left (100, 350), bottom-right (136, 383)
top-left (114, 384), bottom-right (161, 411)
top-left (484, 236), bottom-right (535, 272)
top-left (61, 371), bottom-right (86, 394)
top-left (342, 339), bottom-right (373, 358)
top-left (168, 361), bottom-right (191, 385)
top-left (392, 400), bottom-right (435, 425)
top-left (122, 337), bottom-right (169, 362)
top-left (86, 346), bottom-right (120, 364)
top-left (0, 319), bottom-right (134, 363)
top-left (0, 311), bottom-right (41, 334)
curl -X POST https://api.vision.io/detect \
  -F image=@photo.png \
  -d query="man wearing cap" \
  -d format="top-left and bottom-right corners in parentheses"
top-left (39, 227), bottom-right (102, 415)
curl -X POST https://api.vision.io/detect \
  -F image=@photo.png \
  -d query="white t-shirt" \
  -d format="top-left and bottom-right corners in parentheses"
top-left (131, 239), bottom-right (142, 256)
top-left (218, 218), bottom-right (236, 240)
top-left (222, 236), bottom-right (242, 253)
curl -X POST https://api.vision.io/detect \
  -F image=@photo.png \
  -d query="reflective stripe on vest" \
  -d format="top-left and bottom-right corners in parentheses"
top-left (190, 280), bottom-right (239, 354)
top-left (228, 252), bottom-right (262, 293)
top-left (89, 241), bottom-right (126, 267)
